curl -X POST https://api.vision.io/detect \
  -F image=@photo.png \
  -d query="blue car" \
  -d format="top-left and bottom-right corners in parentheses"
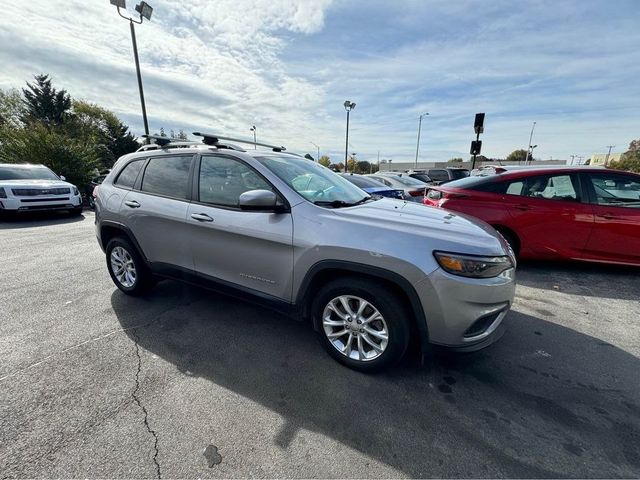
top-left (340, 173), bottom-right (404, 199)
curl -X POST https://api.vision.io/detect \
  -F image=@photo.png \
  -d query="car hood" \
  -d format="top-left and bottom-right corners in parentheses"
top-left (0, 179), bottom-right (74, 189)
top-left (332, 198), bottom-right (509, 257)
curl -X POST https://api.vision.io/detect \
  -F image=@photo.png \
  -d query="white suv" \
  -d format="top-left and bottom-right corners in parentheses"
top-left (0, 163), bottom-right (83, 216)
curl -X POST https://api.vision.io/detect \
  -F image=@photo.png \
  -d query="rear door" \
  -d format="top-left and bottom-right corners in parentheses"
top-left (121, 154), bottom-right (194, 270)
top-left (187, 154), bottom-right (294, 301)
top-left (503, 173), bottom-right (594, 259)
top-left (581, 171), bottom-right (640, 264)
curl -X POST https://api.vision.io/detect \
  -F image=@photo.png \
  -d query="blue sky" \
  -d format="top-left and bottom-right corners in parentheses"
top-left (1, 0), bottom-right (638, 162)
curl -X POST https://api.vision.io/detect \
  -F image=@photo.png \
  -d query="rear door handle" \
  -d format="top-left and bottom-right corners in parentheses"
top-left (124, 200), bottom-right (140, 208)
top-left (514, 204), bottom-right (531, 211)
top-left (191, 213), bottom-right (214, 222)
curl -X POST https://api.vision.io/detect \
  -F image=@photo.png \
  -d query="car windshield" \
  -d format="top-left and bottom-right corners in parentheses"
top-left (340, 174), bottom-right (386, 188)
top-left (256, 156), bottom-right (371, 207)
top-left (383, 175), bottom-right (426, 187)
top-left (410, 173), bottom-right (432, 183)
top-left (0, 165), bottom-right (59, 181)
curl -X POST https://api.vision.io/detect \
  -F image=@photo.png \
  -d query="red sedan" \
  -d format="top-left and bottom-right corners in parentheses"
top-left (423, 167), bottom-right (640, 266)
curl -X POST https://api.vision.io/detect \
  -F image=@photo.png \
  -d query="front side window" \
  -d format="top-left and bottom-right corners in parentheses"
top-left (114, 160), bottom-right (145, 189)
top-left (589, 173), bottom-right (640, 207)
top-left (199, 156), bottom-right (273, 207)
top-left (141, 156), bottom-right (192, 199)
top-left (256, 155), bottom-right (370, 206)
top-left (505, 175), bottom-right (578, 201)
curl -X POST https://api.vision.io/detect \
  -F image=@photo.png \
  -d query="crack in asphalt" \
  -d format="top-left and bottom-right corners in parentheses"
top-left (131, 329), bottom-right (161, 480)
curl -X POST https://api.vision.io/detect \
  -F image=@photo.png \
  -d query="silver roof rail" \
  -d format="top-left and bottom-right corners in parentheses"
top-left (193, 132), bottom-right (287, 152)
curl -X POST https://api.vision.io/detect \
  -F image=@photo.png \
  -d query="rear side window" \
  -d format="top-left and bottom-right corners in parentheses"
top-left (141, 156), bottom-right (192, 199)
top-left (199, 156), bottom-right (273, 207)
top-left (114, 160), bottom-right (145, 189)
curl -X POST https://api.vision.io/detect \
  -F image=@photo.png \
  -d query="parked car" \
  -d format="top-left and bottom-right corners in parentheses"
top-left (424, 166), bottom-right (640, 266)
top-left (425, 167), bottom-right (470, 184)
top-left (367, 173), bottom-right (428, 202)
top-left (87, 170), bottom-right (111, 209)
top-left (405, 170), bottom-right (434, 184)
top-left (339, 173), bottom-right (403, 199)
top-left (0, 163), bottom-right (83, 216)
top-left (95, 133), bottom-right (515, 371)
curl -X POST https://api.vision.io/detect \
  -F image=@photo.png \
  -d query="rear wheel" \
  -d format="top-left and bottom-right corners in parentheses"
top-left (313, 277), bottom-right (411, 372)
top-left (106, 237), bottom-right (155, 295)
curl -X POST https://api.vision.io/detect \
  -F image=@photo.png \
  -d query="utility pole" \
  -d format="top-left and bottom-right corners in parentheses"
top-left (524, 121), bottom-right (537, 165)
top-left (415, 112), bottom-right (429, 168)
top-left (605, 145), bottom-right (615, 166)
top-left (570, 155), bottom-right (576, 165)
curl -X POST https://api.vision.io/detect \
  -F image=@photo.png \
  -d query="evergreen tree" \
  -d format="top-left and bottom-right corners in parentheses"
top-left (22, 74), bottom-right (71, 126)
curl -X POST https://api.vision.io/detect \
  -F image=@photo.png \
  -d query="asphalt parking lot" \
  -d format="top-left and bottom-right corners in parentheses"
top-left (1, 211), bottom-right (639, 478)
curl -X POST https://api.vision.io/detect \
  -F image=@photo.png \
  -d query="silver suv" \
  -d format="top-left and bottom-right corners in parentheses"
top-left (95, 133), bottom-right (516, 371)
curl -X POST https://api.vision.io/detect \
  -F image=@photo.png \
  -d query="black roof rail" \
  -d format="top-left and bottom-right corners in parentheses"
top-left (193, 132), bottom-right (287, 152)
top-left (138, 134), bottom-right (201, 151)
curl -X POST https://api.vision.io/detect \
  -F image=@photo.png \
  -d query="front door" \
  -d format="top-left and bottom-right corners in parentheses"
top-left (503, 173), bottom-right (594, 259)
top-left (188, 154), bottom-right (294, 301)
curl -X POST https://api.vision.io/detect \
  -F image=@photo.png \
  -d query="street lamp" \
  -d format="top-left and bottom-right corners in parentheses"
top-left (415, 112), bottom-right (429, 168)
top-left (110, 1), bottom-right (154, 142)
top-left (528, 144), bottom-right (538, 164)
top-left (310, 142), bottom-right (320, 162)
top-left (250, 126), bottom-right (257, 149)
top-left (343, 100), bottom-right (356, 172)
top-left (524, 121), bottom-right (536, 164)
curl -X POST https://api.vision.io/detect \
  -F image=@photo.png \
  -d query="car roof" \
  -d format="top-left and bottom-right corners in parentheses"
top-left (0, 163), bottom-right (47, 168)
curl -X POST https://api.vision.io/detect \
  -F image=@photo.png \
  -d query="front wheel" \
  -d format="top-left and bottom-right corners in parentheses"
top-left (313, 277), bottom-right (411, 372)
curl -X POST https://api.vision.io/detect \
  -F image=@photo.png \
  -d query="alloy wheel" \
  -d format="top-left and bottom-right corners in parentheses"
top-left (110, 246), bottom-right (137, 288)
top-left (322, 295), bottom-right (389, 361)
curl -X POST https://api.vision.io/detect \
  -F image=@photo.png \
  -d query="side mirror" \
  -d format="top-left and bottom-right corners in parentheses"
top-left (239, 189), bottom-right (279, 211)
top-left (60, 175), bottom-right (66, 181)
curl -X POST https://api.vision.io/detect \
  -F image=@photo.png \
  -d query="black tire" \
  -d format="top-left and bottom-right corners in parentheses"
top-left (313, 277), bottom-right (411, 372)
top-left (69, 206), bottom-right (83, 217)
top-left (105, 236), bottom-right (156, 296)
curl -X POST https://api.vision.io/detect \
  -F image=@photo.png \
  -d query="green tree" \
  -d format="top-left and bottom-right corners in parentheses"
top-left (506, 149), bottom-right (528, 163)
top-left (318, 155), bottom-right (331, 167)
top-left (70, 100), bottom-right (139, 169)
top-left (0, 88), bottom-right (25, 128)
top-left (356, 160), bottom-right (371, 174)
top-left (448, 157), bottom-right (463, 163)
top-left (0, 123), bottom-right (98, 186)
top-left (22, 74), bottom-right (71, 126)
top-left (610, 139), bottom-right (640, 173)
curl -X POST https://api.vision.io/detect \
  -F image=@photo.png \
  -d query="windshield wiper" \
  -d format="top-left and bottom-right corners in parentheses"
top-left (313, 196), bottom-right (371, 208)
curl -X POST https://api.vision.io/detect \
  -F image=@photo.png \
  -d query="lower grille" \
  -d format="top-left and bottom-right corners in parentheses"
top-left (20, 197), bottom-right (70, 203)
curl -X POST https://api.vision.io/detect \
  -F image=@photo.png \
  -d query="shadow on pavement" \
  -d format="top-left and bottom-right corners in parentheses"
top-left (0, 210), bottom-right (87, 229)
top-left (111, 281), bottom-right (640, 478)
top-left (517, 261), bottom-right (640, 301)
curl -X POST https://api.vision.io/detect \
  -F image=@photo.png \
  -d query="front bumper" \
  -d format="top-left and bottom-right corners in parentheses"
top-left (0, 195), bottom-right (82, 212)
top-left (416, 266), bottom-right (516, 349)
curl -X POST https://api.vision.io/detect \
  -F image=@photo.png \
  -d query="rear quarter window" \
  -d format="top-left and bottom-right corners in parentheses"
top-left (114, 160), bottom-right (145, 189)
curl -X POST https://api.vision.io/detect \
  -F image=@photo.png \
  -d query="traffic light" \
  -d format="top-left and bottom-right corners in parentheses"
top-left (470, 140), bottom-right (482, 155)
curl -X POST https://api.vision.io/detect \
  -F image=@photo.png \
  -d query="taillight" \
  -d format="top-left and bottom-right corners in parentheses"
top-left (409, 189), bottom-right (424, 197)
top-left (92, 186), bottom-right (99, 198)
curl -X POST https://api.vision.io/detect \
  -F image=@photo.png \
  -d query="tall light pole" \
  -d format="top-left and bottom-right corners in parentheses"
top-left (605, 145), bottom-right (615, 166)
top-left (110, 0), bottom-right (153, 142)
top-left (528, 144), bottom-right (538, 165)
top-left (310, 142), bottom-right (320, 162)
top-left (344, 100), bottom-right (356, 172)
top-left (524, 121), bottom-right (537, 164)
top-left (250, 126), bottom-right (257, 149)
top-left (415, 112), bottom-right (429, 168)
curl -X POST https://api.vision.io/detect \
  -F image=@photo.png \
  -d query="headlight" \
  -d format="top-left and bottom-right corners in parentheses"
top-left (73, 186), bottom-right (79, 195)
top-left (0, 187), bottom-right (6, 199)
top-left (434, 251), bottom-right (513, 278)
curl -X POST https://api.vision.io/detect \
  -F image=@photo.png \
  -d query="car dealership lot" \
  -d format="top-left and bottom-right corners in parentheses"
top-left (1, 212), bottom-right (639, 478)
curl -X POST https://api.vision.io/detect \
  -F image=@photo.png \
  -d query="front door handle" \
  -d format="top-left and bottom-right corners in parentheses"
top-left (124, 200), bottom-right (140, 208)
top-left (514, 204), bottom-right (531, 211)
top-left (597, 213), bottom-right (616, 220)
top-left (191, 213), bottom-right (214, 222)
